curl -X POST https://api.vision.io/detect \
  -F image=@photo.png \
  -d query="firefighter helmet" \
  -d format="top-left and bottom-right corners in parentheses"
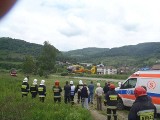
top-left (134, 86), bottom-right (147, 98)
top-left (23, 77), bottom-right (28, 82)
top-left (41, 80), bottom-right (45, 85)
top-left (110, 84), bottom-right (115, 89)
top-left (79, 80), bottom-right (83, 85)
top-left (70, 81), bottom-right (73, 85)
top-left (55, 80), bottom-right (59, 86)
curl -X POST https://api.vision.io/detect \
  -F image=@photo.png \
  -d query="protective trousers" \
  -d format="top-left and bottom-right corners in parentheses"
top-left (107, 106), bottom-right (117, 120)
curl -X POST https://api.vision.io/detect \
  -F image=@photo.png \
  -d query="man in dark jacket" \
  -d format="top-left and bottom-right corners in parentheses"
top-left (88, 81), bottom-right (94, 104)
top-left (21, 77), bottom-right (29, 97)
top-left (38, 80), bottom-right (46, 102)
top-left (103, 81), bottom-right (110, 106)
top-left (64, 81), bottom-right (71, 104)
top-left (105, 84), bottom-right (118, 120)
top-left (81, 83), bottom-right (89, 109)
top-left (128, 86), bottom-right (157, 120)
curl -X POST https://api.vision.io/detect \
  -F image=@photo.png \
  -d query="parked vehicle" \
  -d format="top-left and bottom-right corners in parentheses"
top-left (116, 70), bottom-right (160, 113)
top-left (10, 68), bottom-right (17, 76)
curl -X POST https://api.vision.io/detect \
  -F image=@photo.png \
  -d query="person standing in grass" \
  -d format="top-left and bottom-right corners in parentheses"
top-left (30, 79), bottom-right (38, 98)
top-left (52, 80), bottom-right (62, 103)
top-left (64, 81), bottom-right (71, 104)
top-left (21, 77), bottom-right (30, 98)
top-left (38, 80), bottom-right (46, 102)
top-left (103, 81), bottom-right (110, 106)
top-left (88, 81), bottom-right (94, 104)
top-left (105, 84), bottom-right (118, 120)
top-left (81, 83), bottom-right (89, 109)
top-left (95, 83), bottom-right (104, 110)
top-left (75, 80), bottom-right (84, 103)
top-left (70, 81), bottom-right (75, 104)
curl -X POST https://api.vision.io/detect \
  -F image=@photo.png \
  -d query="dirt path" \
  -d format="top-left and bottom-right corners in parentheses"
top-left (88, 103), bottom-right (128, 120)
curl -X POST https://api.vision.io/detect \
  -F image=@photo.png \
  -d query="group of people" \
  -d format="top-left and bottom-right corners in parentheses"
top-left (21, 77), bottom-right (46, 102)
top-left (21, 77), bottom-right (157, 120)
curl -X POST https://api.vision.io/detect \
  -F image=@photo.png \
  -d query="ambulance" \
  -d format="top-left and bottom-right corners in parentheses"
top-left (116, 70), bottom-right (160, 113)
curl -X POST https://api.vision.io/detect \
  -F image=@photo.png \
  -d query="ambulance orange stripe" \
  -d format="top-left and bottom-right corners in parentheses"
top-left (120, 94), bottom-right (160, 104)
top-left (131, 74), bottom-right (160, 78)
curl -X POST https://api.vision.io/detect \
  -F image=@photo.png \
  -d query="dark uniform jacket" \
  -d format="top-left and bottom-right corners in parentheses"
top-left (128, 95), bottom-right (157, 120)
top-left (30, 84), bottom-right (38, 93)
top-left (103, 84), bottom-right (110, 94)
top-left (81, 86), bottom-right (89, 98)
top-left (52, 86), bottom-right (62, 98)
top-left (105, 90), bottom-right (118, 106)
top-left (21, 82), bottom-right (29, 94)
top-left (64, 84), bottom-right (71, 97)
top-left (38, 84), bottom-right (46, 96)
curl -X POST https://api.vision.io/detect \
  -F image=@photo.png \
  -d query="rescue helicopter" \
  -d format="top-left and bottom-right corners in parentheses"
top-left (67, 65), bottom-right (97, 74)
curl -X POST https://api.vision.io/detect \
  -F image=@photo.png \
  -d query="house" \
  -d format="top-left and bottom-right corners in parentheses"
top-left (97, 65), bottom-right (117, 75)
top-left (151, 64), bottom-right (160, 70)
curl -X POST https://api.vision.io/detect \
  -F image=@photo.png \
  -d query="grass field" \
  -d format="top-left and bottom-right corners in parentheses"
top-left (1, 72), bottom-right (106, 120)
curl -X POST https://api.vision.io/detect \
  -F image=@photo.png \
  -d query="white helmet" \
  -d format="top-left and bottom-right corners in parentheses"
top-left (34, 79), bottom-right (37, 82)
top-left (23, 77), bottom-right (28, 82)
top-left (41, 80), bottom-right (45, 85)
top-left (79, 80), bottom-right (83, 85)
top-left (70, 81), bottom-right (73, 85)
top-left (33, 79), bottom-right (37, 85)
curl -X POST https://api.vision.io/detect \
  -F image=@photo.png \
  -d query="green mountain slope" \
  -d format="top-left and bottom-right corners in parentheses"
top-left (1, 37), bottom-right (160, 68)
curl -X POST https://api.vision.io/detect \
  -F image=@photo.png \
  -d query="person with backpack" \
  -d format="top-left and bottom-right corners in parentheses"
top-left (75, 80), bottom-right (84, 103)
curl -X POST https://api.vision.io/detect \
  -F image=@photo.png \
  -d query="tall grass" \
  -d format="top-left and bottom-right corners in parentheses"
top-left (0, 73), bottom-right (95, 120)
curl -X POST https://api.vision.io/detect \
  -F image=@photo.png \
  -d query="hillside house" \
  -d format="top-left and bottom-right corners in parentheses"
top-left (97, 65), bottom-right (117, 75)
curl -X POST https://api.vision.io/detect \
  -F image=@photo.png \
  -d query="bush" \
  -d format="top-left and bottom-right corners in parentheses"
top-left (61, 72), bottom-right (68, 76)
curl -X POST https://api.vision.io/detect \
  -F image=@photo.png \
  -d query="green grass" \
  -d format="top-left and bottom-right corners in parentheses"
top-left (0, 73), bottom-right (96, 120)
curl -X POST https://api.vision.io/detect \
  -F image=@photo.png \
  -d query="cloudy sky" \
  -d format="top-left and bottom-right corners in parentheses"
top-left (0, 0), bottom-right (160, 51)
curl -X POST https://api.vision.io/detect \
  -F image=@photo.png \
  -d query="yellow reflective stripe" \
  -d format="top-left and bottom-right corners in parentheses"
top-left (22, 85), bottom-right (27, 89)
top-left (137, 109), bottom-right (154, 120)
top-left (38, 87), bottom-right (43, 91)
top-left (109, 95), bottom-right (117, 100)
top-left (107, 106), bottom-right (117, 109)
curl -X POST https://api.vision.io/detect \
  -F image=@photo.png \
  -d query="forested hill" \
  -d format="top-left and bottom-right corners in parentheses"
top-left (63, 42), bottom-right (160, 58)
top-left (1, 37), bottom-right (160, 67)
top-left (0, 37), bottom-right (43, 56)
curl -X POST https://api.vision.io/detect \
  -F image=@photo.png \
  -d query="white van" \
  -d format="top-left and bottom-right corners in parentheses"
top-left (116, 70), bottom-right (160, 113)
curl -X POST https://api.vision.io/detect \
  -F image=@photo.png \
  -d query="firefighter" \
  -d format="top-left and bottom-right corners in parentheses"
top-left (75, 80), bottom-right (84, 103)
top-left (128, 86), bottom-right (157, 120)
top-left (70, 81), bottom-right (75, 104)
top-left (105, 84), bottom-right (118, 120)
top-left (30, 79), bottom-right (38, 98)
top-left (52, 80), bottom-right (62, 103)
top-left (21, 77), bottom-right (29, 97)
top-left (38, 80), bottom-right (46, 102)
